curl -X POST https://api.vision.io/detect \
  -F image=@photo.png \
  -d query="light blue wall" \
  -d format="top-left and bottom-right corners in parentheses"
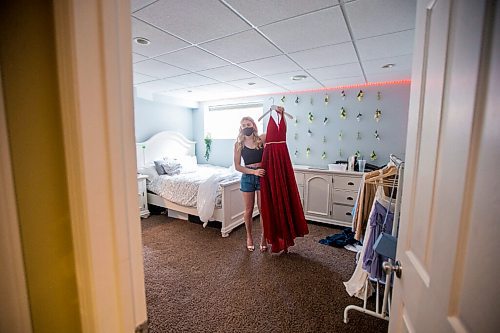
top-left (194, 84), bottom-right (410, 168)
top-left (134, 96), bottom-right (194, 142)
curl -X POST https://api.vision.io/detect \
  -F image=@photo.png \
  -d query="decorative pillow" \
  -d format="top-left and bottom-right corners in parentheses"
top-left (176, 155), bottom-right (198, 174)
top-left (160, 158), bottom-right (182, 176)
top-left (154, 160), bottom-right (167, 175)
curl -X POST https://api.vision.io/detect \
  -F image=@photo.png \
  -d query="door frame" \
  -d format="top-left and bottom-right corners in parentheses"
top-left (52, 0), bottom-right (147, 331)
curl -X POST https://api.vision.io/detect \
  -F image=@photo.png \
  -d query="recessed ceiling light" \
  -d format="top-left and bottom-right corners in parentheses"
top-left (247, 82), bottom-right (256, 86)
top-left (134, 37), bottom-right (151, 45)
top-left (291, 75), bottom-right (308, 81)
top-left (382, 63), bottom-right (395, 69)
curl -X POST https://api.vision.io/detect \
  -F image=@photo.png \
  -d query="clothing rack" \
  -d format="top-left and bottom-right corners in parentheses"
top-left (343, 154), bottom-right (405, 324)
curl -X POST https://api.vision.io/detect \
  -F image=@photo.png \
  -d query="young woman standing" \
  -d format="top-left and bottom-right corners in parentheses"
top-left (233, 110), bottom-right (281, 252)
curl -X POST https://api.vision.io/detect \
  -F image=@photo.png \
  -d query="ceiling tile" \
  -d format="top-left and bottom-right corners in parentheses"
top-left (165, 88), bottom-right (213, 101)
top-left (227, 77), bottom-right (280, 89)
top-left (197, 65), bottom-right (255, 82)
top-left (260, 7), bottom-right (350, 53)
top-left (133, 72), bottom-right (156, 84)
top-left (156, 47), bottom-right (230, 72)
top-left (362, 54), bottom-right (413, 74)
top-left (131, 18), bottom-right (190, 57)
top-left (197, 83), bottom-right (244, 94)
top-left (280, 81), bottom-right (324, 91)
top-left (239, 55), bottom-right (302, 76)
top-left (167, 73), bottom-right (219, 87)
top-left (357, 30), bottom-right (415, 60)
top-left (365, 70), bottom-right (411, 82)
top-left (132, 53), bottom-right (148, 63)
top-left (319, 76), bottom-right (365, 88)
top-left (307, 62), bottom-right (363, 80)
top-left (346, 0), bottom-right (417, 39)
top-left (134, 0), bottom-right (250, 43)
top-left (263, 70), bottom-right (312, 85)
top-left (200, 30), bottom-right (282, 63)
top-left (288, 42), bottom-right (358, 69)
top-left (225, 0), bottom-right (337, 27)
top-left (245, 84), bottom-right (286, 96)
top-left (135, 78), bottom-right (185, 92)
top-left (133, 59), bottom-right (189, 78)
top-left (131, 0), bottom-right (156, 12)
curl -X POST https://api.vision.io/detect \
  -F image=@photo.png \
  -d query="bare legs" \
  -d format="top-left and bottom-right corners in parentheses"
top-left (242, 191), bottom-right (255, 251)
top-left (242, 190), bottom-right (267, 252)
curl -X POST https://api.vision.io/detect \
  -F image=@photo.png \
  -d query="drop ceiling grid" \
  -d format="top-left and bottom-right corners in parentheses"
top-left (131, 17), bottom-right (190, 57)
top-left (259, 6), bottom-right (351, 54)
top-left (134, 0), bottom-right (251, 43)
top-left (344, 0), bottom-right (417, 40)
top-left (155, 47), bottom-right (230, 72)
top-left (223, 0), bottom-right (338, 27)
top-left (131, 0), bottom-right (417, 101)
top-left (199, 30), bottom-right (282, 64)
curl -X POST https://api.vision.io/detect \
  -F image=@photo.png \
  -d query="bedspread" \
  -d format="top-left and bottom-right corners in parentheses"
top-left (147, 165), bottom-right (240, 209)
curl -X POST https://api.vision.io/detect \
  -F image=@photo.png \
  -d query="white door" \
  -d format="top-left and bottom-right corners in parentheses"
top-left (389, 0), bottom-right (500, 331)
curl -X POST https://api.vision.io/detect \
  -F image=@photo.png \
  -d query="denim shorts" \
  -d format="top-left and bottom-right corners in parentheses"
top-left (240, 170), bottom-right (261, 192)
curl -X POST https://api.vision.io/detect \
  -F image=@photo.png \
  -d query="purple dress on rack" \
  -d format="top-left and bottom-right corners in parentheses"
top-left (362, 200), bottom-right (394, 281)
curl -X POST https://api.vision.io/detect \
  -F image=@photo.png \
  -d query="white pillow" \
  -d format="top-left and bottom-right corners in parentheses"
top-left (175, 155), bottom-right (198, 174)
top-left (138, 164), bottom-right (159, 182)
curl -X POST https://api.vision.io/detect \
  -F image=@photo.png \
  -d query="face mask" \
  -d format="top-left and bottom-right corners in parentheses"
top-left (242, 127), bottom-right (254, 136)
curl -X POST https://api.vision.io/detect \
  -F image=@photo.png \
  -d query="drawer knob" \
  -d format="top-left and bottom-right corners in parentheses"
top-left (348, 182), bottom-right (354, 186)
top-left (347, 197), bottom-right (354, 201)
top-left (346, 212), bottom-right (352, 216)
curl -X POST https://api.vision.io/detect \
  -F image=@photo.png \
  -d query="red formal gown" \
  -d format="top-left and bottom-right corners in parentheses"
top-left (260, 113), bottom-right (309, 253)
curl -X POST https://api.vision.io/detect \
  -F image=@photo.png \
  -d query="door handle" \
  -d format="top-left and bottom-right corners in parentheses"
top-left (382, 260), bottom-right (402, 278)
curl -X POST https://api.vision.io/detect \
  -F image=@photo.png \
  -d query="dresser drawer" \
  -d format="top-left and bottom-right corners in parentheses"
top-left (333, 189), bottom-right (357, 206)
top-left (332, 204), bottom-right (354, 223)
top-left (334, 176), bottom-right (361, 191)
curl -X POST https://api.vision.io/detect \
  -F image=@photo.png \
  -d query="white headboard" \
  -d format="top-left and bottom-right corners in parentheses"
top-left (136, 131), bottom-right (196, 168)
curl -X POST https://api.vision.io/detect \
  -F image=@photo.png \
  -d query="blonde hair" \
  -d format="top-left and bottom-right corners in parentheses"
top-left (236, 116), bottom-right (263, 151)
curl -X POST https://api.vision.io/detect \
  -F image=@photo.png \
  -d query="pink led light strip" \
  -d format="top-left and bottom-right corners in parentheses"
top-left (274, 79), bottom-right (412, 96)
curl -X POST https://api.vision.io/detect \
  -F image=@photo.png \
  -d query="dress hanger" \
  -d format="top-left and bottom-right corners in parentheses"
top-left (258, 97), bottom-right (294, 122)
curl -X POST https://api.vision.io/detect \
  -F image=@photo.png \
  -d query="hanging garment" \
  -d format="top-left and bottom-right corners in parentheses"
top-left (260, 114), bottom-right (309, 253)
top-left (352, 176), bottom-right (377, 241)
top-left (362, 201), bottom-right (394, 281)
top-left (344, 216), bottom-right (375, 299)
top-left (344, 186), bottom-right (395, 298)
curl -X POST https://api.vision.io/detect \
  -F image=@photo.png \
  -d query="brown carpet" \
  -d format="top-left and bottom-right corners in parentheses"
top-left (141, 214), bottom-right (388, 333)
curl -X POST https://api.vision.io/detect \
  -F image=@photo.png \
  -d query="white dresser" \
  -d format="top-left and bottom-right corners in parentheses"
top-left (293, 167), bottom-right (362, 227)
top-left (137, 174), bottom-right (150, 218)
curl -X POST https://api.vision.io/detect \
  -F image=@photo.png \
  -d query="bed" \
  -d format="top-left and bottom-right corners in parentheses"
top-left (136, 131), bottom-right (258, 237)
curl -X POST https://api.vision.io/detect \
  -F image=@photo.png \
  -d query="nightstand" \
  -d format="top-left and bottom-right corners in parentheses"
top-left (137, 174), bottom-right (150, 218)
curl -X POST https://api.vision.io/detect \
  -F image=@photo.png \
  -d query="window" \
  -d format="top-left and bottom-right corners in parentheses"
top-left (204, 103), bottom-right (263, 139)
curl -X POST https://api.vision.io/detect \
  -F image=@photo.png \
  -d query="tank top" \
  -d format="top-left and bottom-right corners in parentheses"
top-left (241, 145), bottom-right (263, 165)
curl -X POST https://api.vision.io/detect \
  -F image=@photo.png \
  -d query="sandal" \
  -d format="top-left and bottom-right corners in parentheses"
top-left (259, 245), bottom-right (268, 253)
top-left (247, 245), bottom-right (255, 252)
